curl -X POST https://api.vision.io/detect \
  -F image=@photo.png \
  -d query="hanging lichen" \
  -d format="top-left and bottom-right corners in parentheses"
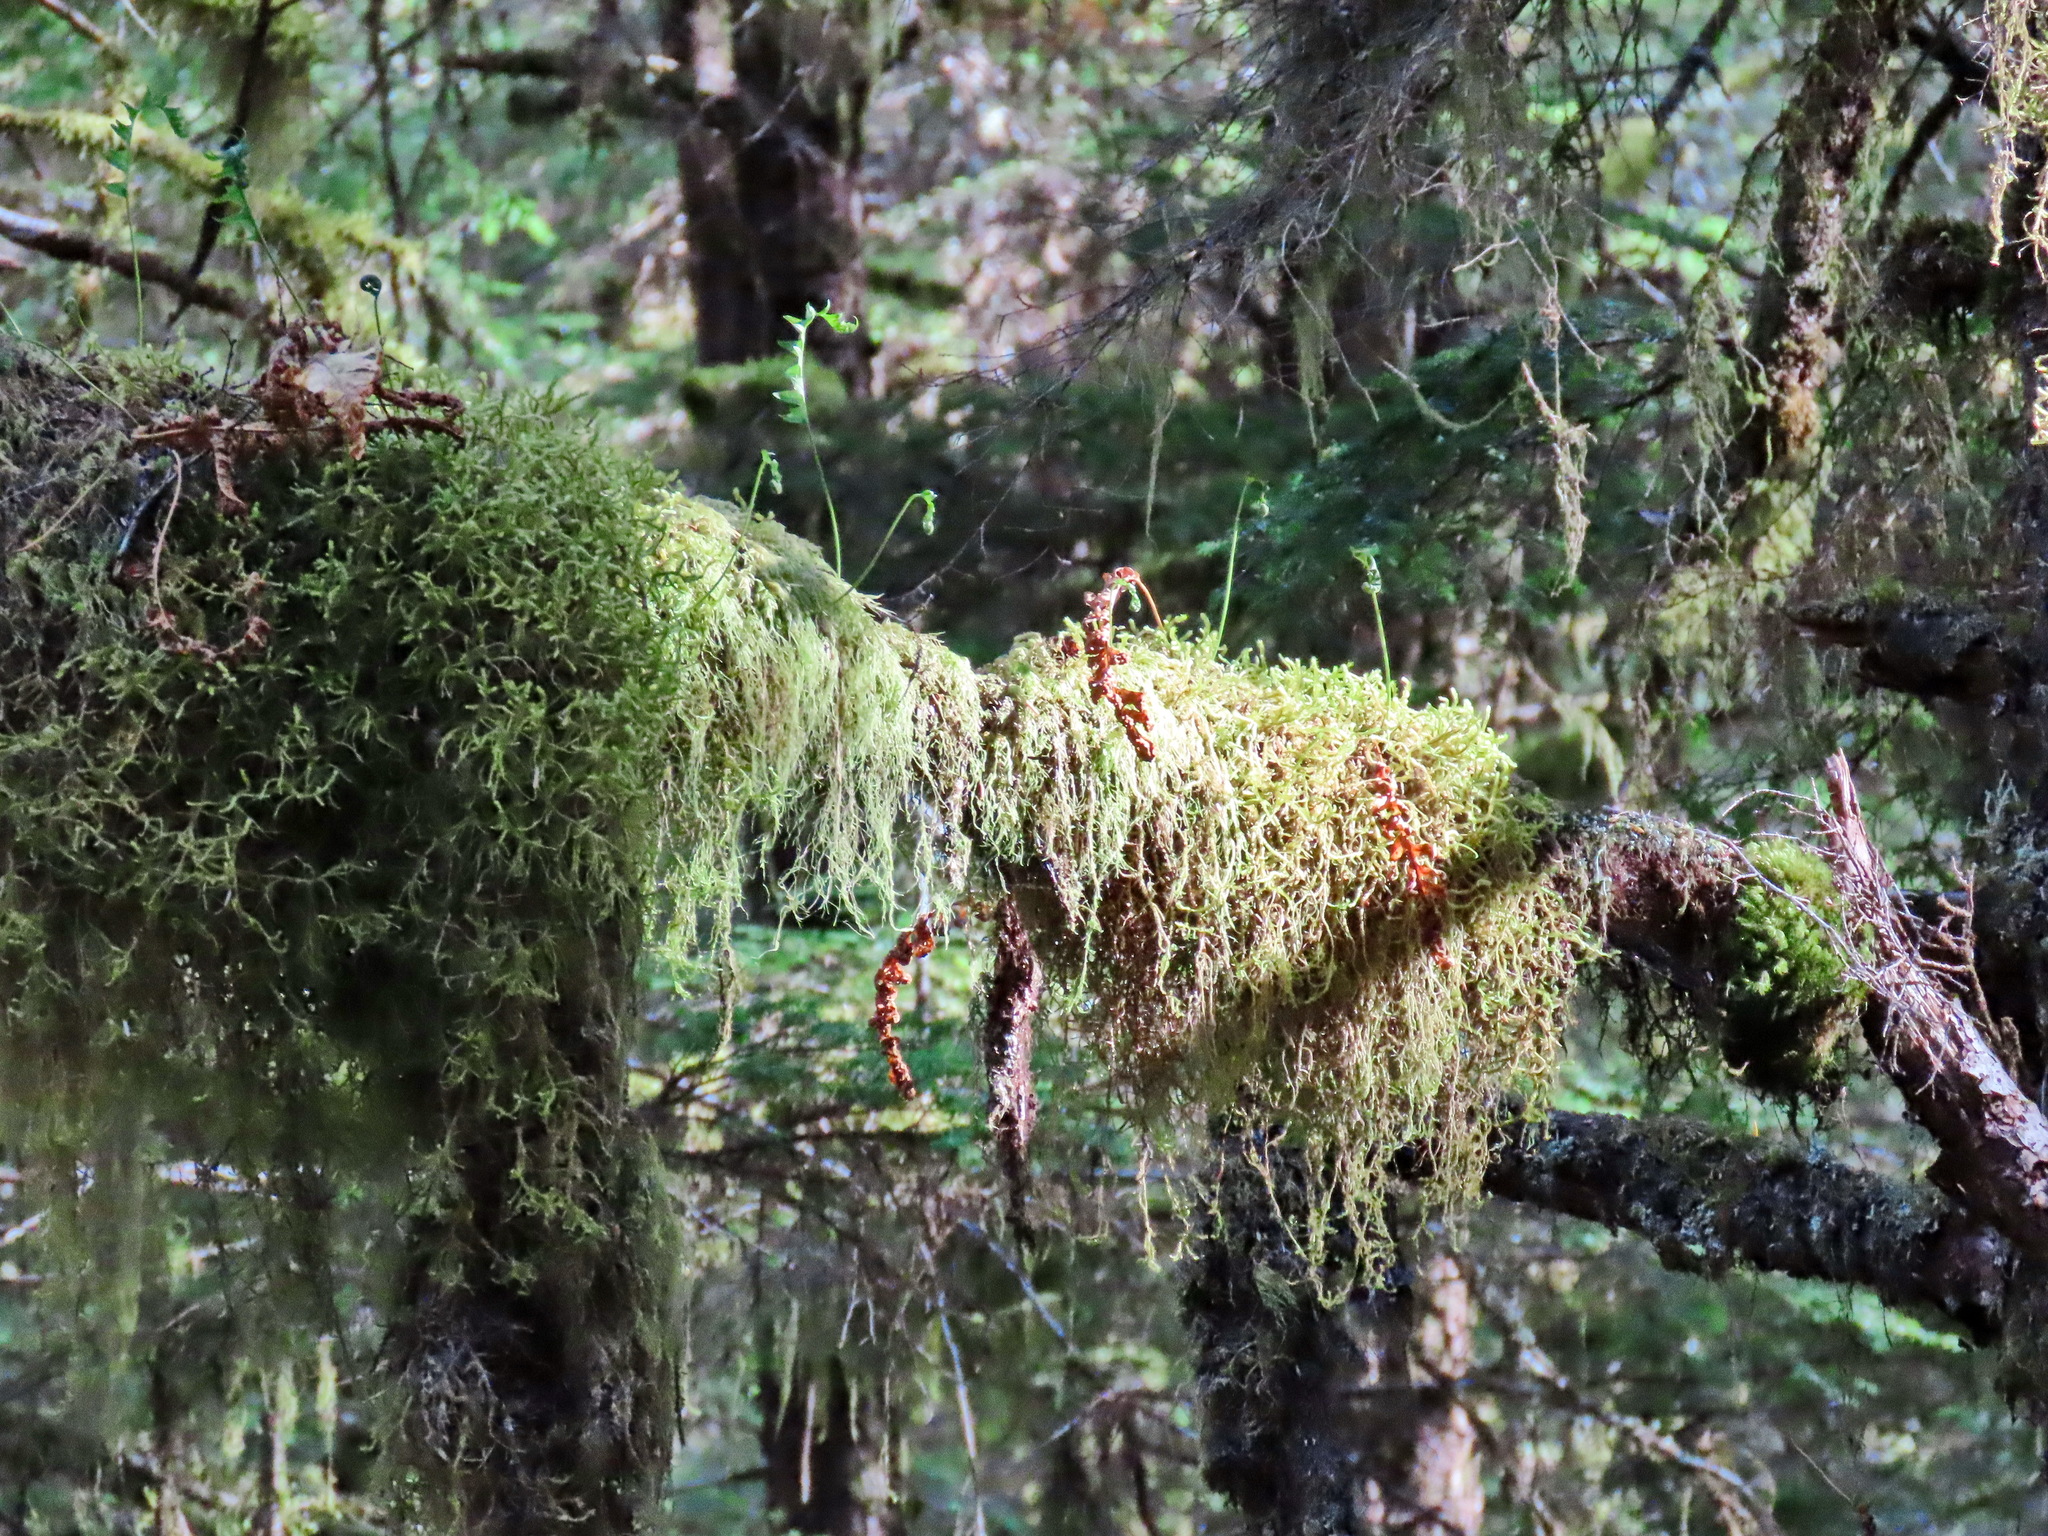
top-left (968, 624), bottom-right (1586, 1265)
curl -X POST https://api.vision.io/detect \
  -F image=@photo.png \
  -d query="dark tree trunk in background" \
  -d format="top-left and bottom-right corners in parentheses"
top-left (760, 1355), bottom-right (903, 1536)
top-left (390, 927), bottom-right (673, 1536)
top-left (660, 0), bottom-right (873, 386)
top-left (1184, 1130), bottom-right (1483, 1536)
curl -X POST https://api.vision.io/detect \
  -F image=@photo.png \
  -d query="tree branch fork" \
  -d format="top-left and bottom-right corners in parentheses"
top-left (1471, 774), bottom-right (2048, 1351)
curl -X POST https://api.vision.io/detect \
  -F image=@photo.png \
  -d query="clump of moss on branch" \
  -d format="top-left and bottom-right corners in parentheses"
top-left (1719, 837), bottom-right (1864, 1100)
top-left (1565, 812), bottom-right (1865, 1104)
top-left (971, 624), bottom-right (1585, 1260)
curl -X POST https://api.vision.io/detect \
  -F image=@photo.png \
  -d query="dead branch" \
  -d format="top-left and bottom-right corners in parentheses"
top-left (1477, 1107), bottom-right (2011, 1340)
top-left (27, 0), bottom-right (118, 54)
top-left (1651, 0), bottom-right (1742, 132)
top-left (0, 206), bottom-right (260, 322)
top-left (1819, 753), bottom-right (2048, 1260)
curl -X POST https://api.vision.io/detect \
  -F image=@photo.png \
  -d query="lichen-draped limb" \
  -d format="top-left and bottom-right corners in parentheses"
top-left (1476, 1108), bottom-right (2012, 1340)
top-left (0, 342), bottom-right (971, 1533)
top-left (1983, 0), bottom-right (2048, 264)
top-left (657, 500), bottom-right (978, 927)
top-left (972, 628), bottom-right (1583, 1262)
top-left (1548, 811), bottom-right (1865, 1102)
top-left (0, 104), bottom-right (416, 306)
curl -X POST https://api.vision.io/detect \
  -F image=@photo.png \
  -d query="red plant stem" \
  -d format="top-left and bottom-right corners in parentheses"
top-left (870, 913), bottom-right (938, 1099)
top-left (1364, 749), bottom-right (1452, 968)
top-left (1064, 566), bottom-right (1158, 761)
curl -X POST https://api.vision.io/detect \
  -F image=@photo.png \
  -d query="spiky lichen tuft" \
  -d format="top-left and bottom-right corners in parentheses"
top-left (971, 627), bottom-right (1585, 1265)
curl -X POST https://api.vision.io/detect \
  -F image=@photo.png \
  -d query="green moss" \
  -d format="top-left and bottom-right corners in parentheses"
top-left (0, 342), bottom-right (963, 1526)
top-left (0, 334), bottom-right (1617, 1459)
top-left (1717, 837), bottom-right (1863, 1101)
top-left (970, 628), bottom-right (1586, 1267)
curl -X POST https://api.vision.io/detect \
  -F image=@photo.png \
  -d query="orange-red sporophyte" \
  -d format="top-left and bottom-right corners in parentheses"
top-left (1363, 748), bottom-right (1453, 968)
top-left (1059, 566), bottom-right (1161, 761)
top-left (870, 913), bottom-right (939, 1098)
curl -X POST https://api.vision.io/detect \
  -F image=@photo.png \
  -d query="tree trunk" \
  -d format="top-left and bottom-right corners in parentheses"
top-left (389, 925), bottom-right (673, 1536)
top-left (661, 0), bottom-right (872, 384)
top-left (760, 1355), bottom-right (903, 1536)
top-left (1184, 1129), bottom-right (1484, 1536)
top-left (1394, 1255), bottom-right (1483, 1536)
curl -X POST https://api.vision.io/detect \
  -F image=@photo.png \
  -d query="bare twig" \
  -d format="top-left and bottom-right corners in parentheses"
top-left (1652, 0), bottom-right (1742, 131)
top-left (0, 206), bottom-right (259, 321)
top-left (183, 0), bottom-right (278, 291)
top-left (1877, 23), bottom-right (1993, 235)
top-left (27, 0), bottom-right (118, 54)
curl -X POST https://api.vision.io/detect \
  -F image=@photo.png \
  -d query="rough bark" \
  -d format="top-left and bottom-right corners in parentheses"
top-left (1480, 1109), bottom-right (2012, 1339)
top-left (658, 0), bottom-right (870, 382)
top-left (448, 4), bottom-right (875, 383)
top-left (390, 928), bottom-right (672, 1536)
top-left (1723, 0), bottom-right (1907, 510)
top-left (984, 895), bottom-right (1042, 1226)
top-left (1392, 1255), bottom-right (1482, 1536)
top-left (1184, 1130), bottom-right (1485, 1536)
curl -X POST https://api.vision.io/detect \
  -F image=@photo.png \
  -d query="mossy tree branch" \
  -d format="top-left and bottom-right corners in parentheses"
top-left (1478, 1108), bottom-right (2011, 1340)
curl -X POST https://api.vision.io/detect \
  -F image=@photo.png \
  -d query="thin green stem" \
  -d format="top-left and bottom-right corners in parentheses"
top-left (238, 188), bottom-right (303, 317)
top-left (1215, 479), bottom-right (1251, 652)
top-left (128, 193), bottom-right (144, 346)
top-left (854, 491), bottom-right (935, 588)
